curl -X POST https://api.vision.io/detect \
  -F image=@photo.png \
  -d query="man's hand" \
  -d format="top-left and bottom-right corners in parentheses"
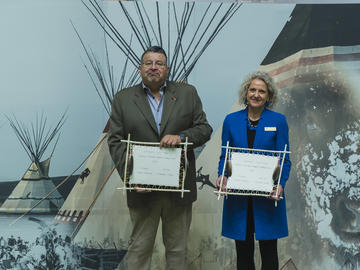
top-left (134, 185), bottom-right (151, 193)
top-left (159, 134), bottom-right (181, 148)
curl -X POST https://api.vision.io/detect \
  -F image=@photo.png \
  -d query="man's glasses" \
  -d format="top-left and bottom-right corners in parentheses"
top-left (142, 61), bottom-right (167, 68)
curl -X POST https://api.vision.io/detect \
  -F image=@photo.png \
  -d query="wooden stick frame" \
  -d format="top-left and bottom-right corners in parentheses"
top-left (116, 134), bottom-right (192, 198)
top-left (215, 143), bottom-right (290, 206)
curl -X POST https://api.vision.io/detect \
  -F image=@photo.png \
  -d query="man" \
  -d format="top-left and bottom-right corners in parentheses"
top-left (108, 46), bottom-right (212, 270)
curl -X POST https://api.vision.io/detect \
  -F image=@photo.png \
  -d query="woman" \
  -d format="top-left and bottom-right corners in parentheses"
top-left (216, 71), bottom-right (291, 270)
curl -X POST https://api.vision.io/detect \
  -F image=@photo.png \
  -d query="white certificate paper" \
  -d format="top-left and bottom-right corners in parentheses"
top-left (129, 145), bottom-right (182, 187)
top-left (227, 152), bottom-right (278, 192)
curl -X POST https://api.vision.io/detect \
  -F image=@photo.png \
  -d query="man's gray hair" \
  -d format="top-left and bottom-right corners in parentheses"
top-left (239, 71), bottom-right (278, 108)
top-left (141, 46), bottom-right (168, 64)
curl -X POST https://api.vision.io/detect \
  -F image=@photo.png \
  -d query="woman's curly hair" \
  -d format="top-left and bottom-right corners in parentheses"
top-left (239, 71), bottom-right (278, 109)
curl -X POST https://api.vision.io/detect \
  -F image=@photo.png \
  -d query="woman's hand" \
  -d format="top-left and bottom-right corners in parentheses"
top-left (216, 175), bottom-right (228, 194)
top-left (269, 184), bottom-right (283, 201)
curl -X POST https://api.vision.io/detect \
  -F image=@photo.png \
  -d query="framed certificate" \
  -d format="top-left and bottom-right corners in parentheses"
top-left (226, 152), bottom-right (279, 193)
top-left (216, 143), bottom-right (290, 201)
top-left (117, 134), bottom-right (192, 198)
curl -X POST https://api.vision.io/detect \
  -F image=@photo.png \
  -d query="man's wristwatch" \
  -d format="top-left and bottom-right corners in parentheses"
top-left (178, 133), bottom-right (185, 142)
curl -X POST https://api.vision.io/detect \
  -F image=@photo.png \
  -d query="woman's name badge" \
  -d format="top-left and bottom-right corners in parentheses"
top-left (265, 127), bottom-right (276, 131)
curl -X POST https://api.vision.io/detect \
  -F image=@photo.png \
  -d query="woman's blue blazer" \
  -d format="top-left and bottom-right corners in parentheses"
top-left (218, 108), bottom-right (291, 240)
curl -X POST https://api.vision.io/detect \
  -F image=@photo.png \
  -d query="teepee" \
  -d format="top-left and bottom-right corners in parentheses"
top-left (0, 113), bottom-right (66, 214)
top-left (50, 2), bottom-right (241, 269)
top-left (257, 4), bottom-right (360, 270)
top-left (54, 30), bottom-right (138, 225)
top-left (190, 4), bottom-right (360, 269)
top-left (67, 2), bottom-right (241, 269)
top-left (56, 1), bottom-right (240, 229)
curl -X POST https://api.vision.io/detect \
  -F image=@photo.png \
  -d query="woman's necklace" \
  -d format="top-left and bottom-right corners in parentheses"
top-left (248, 109), bottom-right (261, 128)
top-left (247, 118), bottom-right (259, 128)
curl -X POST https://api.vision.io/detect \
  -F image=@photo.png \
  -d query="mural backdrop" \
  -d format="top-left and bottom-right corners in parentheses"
top-left (1, 1), bottom-right (359, 270)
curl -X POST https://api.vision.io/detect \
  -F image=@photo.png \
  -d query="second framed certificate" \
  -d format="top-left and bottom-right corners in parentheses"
top-left (226, 152), bottom-right (279, 193)
top-left (216, 143), bottom-right (290, 200)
